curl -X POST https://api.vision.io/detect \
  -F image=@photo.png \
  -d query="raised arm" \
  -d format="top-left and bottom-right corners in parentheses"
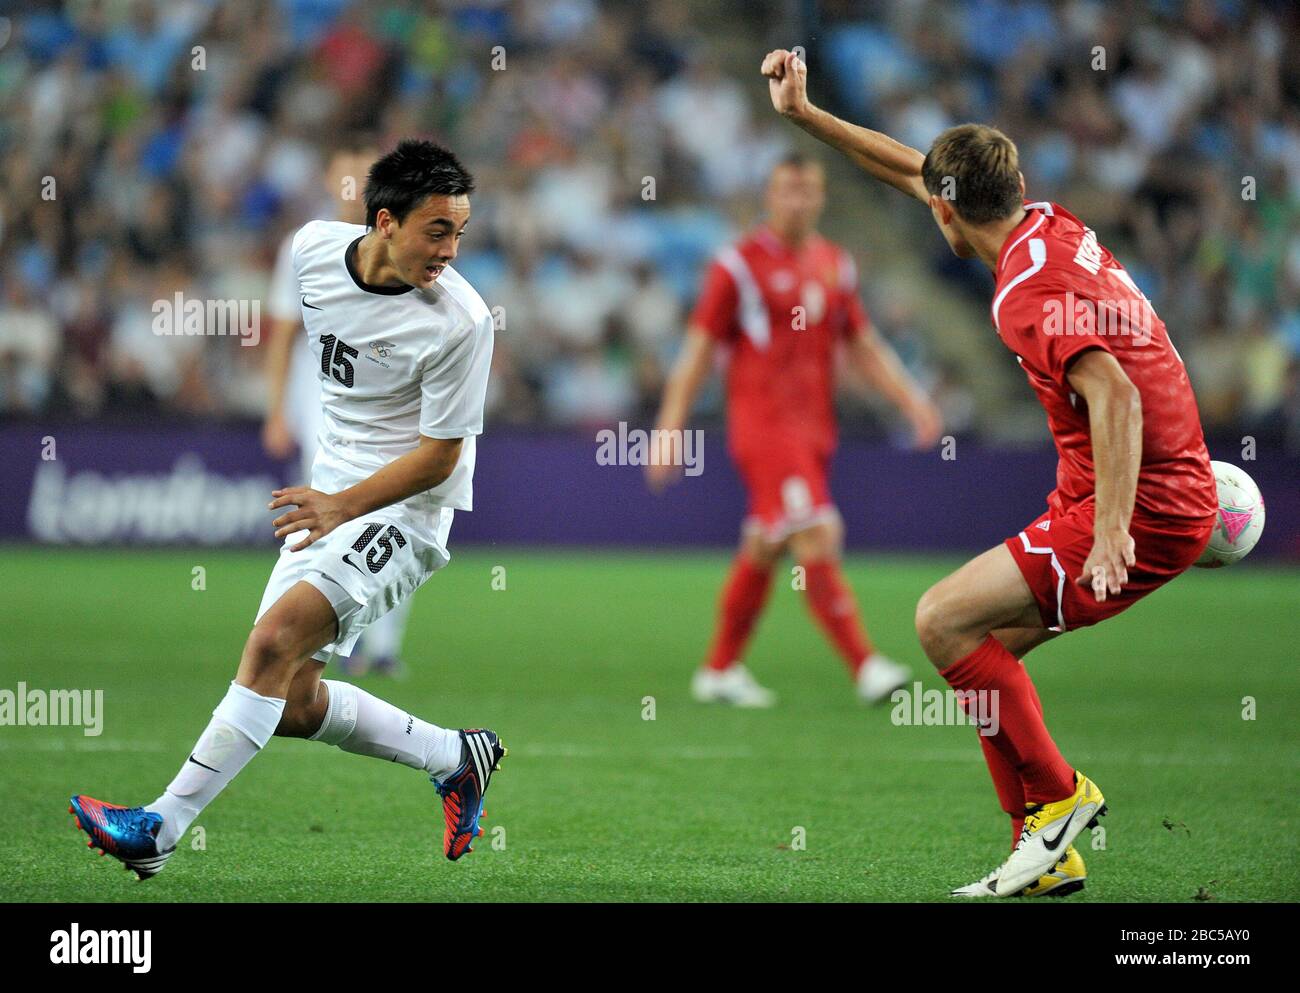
top-left (761, 49), bottom-right (928, 204)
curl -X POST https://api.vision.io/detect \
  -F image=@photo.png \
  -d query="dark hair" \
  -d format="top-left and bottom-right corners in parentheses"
top-left (921, 123), bottom-right (1021, 224)
top-left (363, 139), bottom-right (475, 228)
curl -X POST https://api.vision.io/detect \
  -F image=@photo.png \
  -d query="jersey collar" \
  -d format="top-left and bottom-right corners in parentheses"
top-left (996, 202), bottom-right (1051, 273)
top-left (345, 236), bottom-right (414, 295)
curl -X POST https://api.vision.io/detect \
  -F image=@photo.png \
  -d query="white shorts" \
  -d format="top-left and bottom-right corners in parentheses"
top-left (254, 505), bottom-right (455, 663)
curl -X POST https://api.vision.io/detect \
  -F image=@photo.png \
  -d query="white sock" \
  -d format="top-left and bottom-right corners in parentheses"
top-left (356, 600), bottom-right (412, 661)
top-left (148, 682), bottom-right (285, 850)
top-left (310, 679), bottom-right (462, 779)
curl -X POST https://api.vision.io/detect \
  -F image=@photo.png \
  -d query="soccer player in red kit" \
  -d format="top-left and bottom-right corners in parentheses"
top-left (649, 154), bottom-right (943, 708)
top-left (762, 51), bottom-right (1218, 897)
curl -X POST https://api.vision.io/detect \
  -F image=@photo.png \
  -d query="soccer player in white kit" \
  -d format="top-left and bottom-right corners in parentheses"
top-left (262, 142), bottom-right (416, 677)
top-left (70, 140), bottom-right (507, 875)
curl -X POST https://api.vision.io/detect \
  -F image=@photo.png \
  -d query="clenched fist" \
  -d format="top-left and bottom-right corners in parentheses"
top-left (761, 48), bottom-right (810, 118)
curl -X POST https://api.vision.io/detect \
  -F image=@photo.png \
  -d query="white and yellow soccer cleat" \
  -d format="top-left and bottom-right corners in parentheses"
top-left (950, 865), bottom-right (1003, 898)
top-left (1022, 844), bottom-right (1086, 897)
top-left (950, 845), bottom-right (1086, 898)
top-left (995, 771), bottom-right (1105, 897)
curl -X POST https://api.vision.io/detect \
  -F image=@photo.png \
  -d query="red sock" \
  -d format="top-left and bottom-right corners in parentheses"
top-left (801, 559), bottom-right (873, 675)
top-left (981, 646), bottom-right (1048, 849)
top-left (941, 635), bottom-right (1074, 806)
top-left (978, 735), bottom-right (1027, 851)
top-left (705, 555), bottom-right (774, 671)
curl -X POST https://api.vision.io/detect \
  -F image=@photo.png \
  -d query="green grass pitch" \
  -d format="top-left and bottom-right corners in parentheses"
top-left (1, 544), bottom-right (1296, 902)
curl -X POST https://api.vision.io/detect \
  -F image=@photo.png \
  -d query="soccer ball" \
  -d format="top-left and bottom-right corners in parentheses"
top-left (1194, 461), bottom-right (1265, 568)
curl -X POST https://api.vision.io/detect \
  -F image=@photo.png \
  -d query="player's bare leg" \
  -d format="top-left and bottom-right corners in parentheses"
top-left (740, 523), bottom-right (786, 567)
top-left (788, 513), bottom-right (909, 702)
top-left (914, 544), bottom-right (1045, 668)
top-left (918, 546), bottom-right (1103, 896)
top-left (236, 581), bottom-right (340, 695)
top-left (276, 660), bottom-right (330, 737)
top-left (992, 627), bottom-right (1059, 660)
top-left (691, 527), bottom-right (783, 707)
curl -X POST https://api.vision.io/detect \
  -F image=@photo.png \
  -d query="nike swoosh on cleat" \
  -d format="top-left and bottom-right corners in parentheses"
top-left (187, 754), bottom-right (221, 773)
top-left (302, 296), bottom-right (323, 310)
top-left (1042, 800), bottom-right (1083, 851)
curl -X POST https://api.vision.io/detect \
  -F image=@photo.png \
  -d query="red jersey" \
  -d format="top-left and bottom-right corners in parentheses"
top-left (992, 201), bottom-right (1216, 523)
top-left (690, 226), bottom-right (870, 457)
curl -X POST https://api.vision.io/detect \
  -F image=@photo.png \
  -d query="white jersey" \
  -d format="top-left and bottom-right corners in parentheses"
top-left (290, 219), bottom-right (494, 520)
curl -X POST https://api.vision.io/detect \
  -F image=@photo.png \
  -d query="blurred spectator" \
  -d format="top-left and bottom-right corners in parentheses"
top-left (823, 0), bottom-right (1299, 445)
top-left (0, 281), bottom-right (60, 413)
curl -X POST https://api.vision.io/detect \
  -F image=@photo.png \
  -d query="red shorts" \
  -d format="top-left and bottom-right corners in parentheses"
top-left (1006, 496), bottom-right (1213, 632)
top-left (733, 445), bottom-right (836, 542)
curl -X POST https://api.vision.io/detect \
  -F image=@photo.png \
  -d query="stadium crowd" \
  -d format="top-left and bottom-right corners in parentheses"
top-left (0, 0), bottom-right (1297, 451)
top-left (822, 0), bottom-right (1300, 445)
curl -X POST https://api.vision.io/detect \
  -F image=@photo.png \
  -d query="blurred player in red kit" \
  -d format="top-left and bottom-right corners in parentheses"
top-left (649, 154), bottom-right (943, 708)
top-left (763, 50), bottom-right (1218, 897)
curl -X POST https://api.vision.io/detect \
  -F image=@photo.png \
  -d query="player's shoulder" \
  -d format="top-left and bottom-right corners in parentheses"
top-left (434, 265), bottom-right (494, 333)
top-left (293, 219), bottom-right (366, 258)
top-left (722, 225), bottom-right (794, 268)
top-left (702, 239), bottom-right (749, 292)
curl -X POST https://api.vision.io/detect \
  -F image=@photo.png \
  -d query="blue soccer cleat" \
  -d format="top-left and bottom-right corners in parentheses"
top-left (69, 795), bottom-right (175, 880)
top-left (432, 729), bottom-right (507, 861)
